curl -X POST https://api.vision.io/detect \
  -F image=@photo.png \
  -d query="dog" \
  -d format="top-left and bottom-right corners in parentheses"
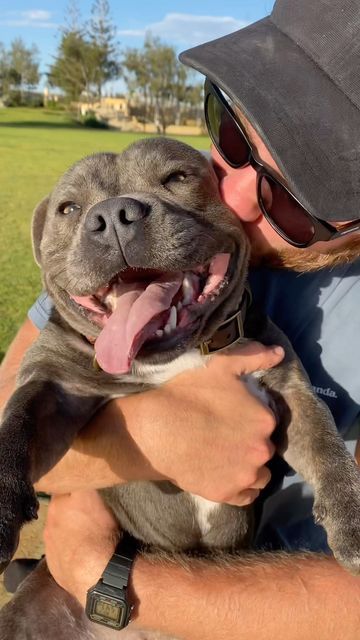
top-left (0, 137), bottom-right (360, 639)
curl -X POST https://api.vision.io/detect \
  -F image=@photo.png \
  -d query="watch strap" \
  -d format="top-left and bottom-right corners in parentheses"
top-left (101, 533), bottom-right (138, 591)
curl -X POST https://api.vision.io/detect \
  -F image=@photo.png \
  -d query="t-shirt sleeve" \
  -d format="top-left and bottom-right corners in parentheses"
top-left (28, 292), bottom-right (54, 330)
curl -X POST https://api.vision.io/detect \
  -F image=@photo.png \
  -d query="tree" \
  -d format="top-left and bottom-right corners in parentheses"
top-left (49, 29), bottom-right (94, 102)
top-left (49, 0), bottom-right (120, 102)
top-left (0, 42), bottom-right (10, 97)
top-left (172, 59), bottom-right (188, 125)
top-left (145, 36), bottom-right (177, 133)
top-left (183, 82), bottom-right (204, 126)
top-left (88, 0), bottom-right (120, 98)
top-left (122, 47), bottom-right (151, 128)
top-left (49, 1), bottom-right (95, 102)
top-left (123, 36), bottom-right (179, 133)
top-left (123, 35), bottom-right (203, 133)
top-left (8, 38), bottom-right (39, 97)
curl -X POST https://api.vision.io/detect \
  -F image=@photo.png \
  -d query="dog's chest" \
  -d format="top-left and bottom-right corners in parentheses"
top-left (191, 495), bottom-right (220, 535)
top-left (136, 350), bottom-right (220, 535)
top-left (135, 350), bottom-right (271, 539)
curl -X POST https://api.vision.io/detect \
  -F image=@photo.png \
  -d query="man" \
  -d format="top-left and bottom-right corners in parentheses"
top-left (1, 0), bottom-right (360, 637)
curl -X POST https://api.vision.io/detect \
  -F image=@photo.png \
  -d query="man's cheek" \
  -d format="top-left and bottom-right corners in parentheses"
top-left (219, 170), bottom-right (260, 222)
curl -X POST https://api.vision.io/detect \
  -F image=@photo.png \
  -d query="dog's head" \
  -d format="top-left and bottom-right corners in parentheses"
top-left (33, 137), bottom-right (249, 374)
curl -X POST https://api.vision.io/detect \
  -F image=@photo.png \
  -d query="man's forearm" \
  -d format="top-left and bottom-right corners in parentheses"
top-left (0, 320), bottom-right (142, 494)
top-left (0, 318), bottom-right (39, 413)
top-left (128, 552), bottom-right (359, 640)
top-left (45, 492), bottom-right (360, 640)
top-left (35, 394), bottom-right (164, 493)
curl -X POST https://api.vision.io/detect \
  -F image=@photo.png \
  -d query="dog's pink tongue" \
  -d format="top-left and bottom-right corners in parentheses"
top-left (95, 274), bottom-right (182, 374)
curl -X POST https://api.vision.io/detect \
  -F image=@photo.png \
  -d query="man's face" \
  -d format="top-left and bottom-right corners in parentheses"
top-left (211, 111), bottom-right (360, 270)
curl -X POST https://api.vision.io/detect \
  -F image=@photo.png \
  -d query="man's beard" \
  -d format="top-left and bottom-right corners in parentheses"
top-left (251, 236), bottom-right (360, 272)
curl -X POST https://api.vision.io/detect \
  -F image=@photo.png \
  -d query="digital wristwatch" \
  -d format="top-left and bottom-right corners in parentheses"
top-left (85, 534), bottom-right (138, 630)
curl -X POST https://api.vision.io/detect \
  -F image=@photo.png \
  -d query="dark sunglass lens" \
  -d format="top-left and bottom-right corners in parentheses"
top-left (260, 175), bottom-right (315, 245)
top-left (206, 93), bottom-right (249, 167)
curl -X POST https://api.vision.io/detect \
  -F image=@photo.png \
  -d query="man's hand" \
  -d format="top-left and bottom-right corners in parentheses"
top-left (44, 491), bottom-right (118, 606)
top-left (127, 341), bottom-right (284, 506)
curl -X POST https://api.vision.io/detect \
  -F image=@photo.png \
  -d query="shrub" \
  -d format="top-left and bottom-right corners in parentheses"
top-left (3, 91), bottom-right (44, 107)
top-left (81, 111), bottom-right (109, 129)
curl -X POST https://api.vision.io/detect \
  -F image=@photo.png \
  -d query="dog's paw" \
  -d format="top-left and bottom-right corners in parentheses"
top-left (314, 495), bottom-right (360, 575)
top-left (0, 476), bottom-right (39, 569)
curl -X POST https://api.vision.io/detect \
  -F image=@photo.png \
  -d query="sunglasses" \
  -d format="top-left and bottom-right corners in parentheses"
top-left (204, 78), bottom-right (360, 248)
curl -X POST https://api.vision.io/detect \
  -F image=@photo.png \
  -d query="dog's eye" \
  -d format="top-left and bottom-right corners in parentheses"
top-left (58, 202), bottom-right (81, 215)
top-left (162, 171), bottom-right (187, 186)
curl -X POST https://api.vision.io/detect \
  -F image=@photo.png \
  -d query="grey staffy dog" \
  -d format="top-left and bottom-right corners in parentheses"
top-left (1, 137), bottom-right (360, 639)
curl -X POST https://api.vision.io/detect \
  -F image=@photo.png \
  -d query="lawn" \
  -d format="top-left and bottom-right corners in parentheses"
top-left (0, 108), bottom-right (210, 359)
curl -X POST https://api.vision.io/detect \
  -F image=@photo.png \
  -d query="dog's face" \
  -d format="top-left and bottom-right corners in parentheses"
top-left (33, 138), bottom-right (249, 374)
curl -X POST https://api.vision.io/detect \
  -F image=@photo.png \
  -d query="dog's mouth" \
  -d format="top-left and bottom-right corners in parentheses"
top-left (70, 253), bottom-right (232, 374)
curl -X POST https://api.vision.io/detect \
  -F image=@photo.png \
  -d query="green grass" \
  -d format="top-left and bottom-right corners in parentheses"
top-left (0, 108), bottom-right (210, 359)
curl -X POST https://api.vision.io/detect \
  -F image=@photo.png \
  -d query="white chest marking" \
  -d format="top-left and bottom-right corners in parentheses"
top-left (134, 349), bottom-right (205, 384)
top-left (191, 495), bottom-right (220, 536)
top-left (241, 372), bottom-right (271, 406)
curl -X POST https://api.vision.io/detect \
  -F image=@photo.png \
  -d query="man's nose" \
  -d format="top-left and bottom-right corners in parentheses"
top-left (211, 146), bottom-right (261, 222)
top-left (220, 165), bottom-right (261, 222)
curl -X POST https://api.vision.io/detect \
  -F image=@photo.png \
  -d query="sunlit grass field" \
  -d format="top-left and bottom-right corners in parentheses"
top-left (0, 108), bottom-right (210, 358)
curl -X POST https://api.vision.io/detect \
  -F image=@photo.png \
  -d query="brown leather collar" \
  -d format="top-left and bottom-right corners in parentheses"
top-left (198, 284), bottom-right (252, 355)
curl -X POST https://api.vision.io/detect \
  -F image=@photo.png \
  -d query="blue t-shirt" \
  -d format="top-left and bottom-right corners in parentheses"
top-left (28, 291), bottom-right (54, 331)
top-left (249, 259), bottom-right (360, 551)
top-left (249, 259), bottom-right (360, 438)
top-left (28, 260), bottom-right (360, 551)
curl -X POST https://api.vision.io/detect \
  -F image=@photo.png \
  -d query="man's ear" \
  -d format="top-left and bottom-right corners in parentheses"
top-left (32, 196), bottom-right (49, 266)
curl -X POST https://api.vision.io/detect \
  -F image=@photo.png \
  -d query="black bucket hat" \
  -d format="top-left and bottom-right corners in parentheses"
top-left (180, 0), bottom-right (360, 222)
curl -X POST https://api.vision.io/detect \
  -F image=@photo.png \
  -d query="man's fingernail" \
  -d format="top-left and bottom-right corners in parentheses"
top-left (272, 346), bottom-right (284, 356)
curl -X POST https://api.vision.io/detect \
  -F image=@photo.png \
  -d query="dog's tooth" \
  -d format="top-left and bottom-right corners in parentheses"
top-left (182, 275), bottom-right (194, 305)
top-left (155, 329), bottom-right (164, 338)
top-left (164, 306), bottom-right (177, 336)
top-left (169, 305), bottom-right (177, 330)
top-left (105, 292), bottom-right (116, 310)
top-left (177, 301), bottom-right (183, 312)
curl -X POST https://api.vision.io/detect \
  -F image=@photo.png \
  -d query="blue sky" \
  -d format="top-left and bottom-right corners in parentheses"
top-left (0, 1), bottom-right (276, 90)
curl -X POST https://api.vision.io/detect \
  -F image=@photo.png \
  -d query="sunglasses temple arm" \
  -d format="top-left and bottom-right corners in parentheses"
top-left (332, 224), bottom-right (360, 239)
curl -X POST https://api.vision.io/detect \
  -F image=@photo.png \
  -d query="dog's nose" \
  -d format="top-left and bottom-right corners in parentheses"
top-left (118, 197), bottom-right (150, 224)
top-left (85, 197), bottom-right (150, 235)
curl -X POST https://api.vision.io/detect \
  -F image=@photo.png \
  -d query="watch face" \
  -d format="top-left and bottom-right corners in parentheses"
top-left (94, 599), bottom-right (123, 622)
top-left (87, 590), bottom-right (128, 629)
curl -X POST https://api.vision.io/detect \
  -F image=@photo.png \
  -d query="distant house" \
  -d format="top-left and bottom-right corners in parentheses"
top-left (100, 97), bottom-right (129, 117)
top-left (43, 87), bottom-right (60, 105)
top-left (78, 96), bottom-right (129, 120)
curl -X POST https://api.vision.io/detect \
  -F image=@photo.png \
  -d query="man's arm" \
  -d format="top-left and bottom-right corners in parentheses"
top-left (44, 492), bottom-right (360, 640)
top-left (1, 319), bottom-right (283, 504)
top-left (0, 318), bottom-right (39, 411)
top-left (130, 552), bottom-right (360, 640)
top-left (355, 439), bottom-right (360, 463)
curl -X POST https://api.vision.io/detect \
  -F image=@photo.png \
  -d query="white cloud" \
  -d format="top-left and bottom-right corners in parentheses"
top-left (119, 29), bottom-right (146, 37)
top-left (118, 13), bottom-right (248, 46)
top-left (22, 10), bottom-right (52, 21)
top-left (0, 9), bottom-right (57, 29)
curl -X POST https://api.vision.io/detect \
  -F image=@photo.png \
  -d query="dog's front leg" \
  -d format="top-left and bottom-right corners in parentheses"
top-left (0, 378), bottom-right (105, 567)
top-left (262, 359), bottom-right (360, 574)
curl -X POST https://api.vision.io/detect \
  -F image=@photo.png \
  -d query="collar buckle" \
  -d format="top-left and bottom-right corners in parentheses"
top-left (199, 285), bottom-right (251, 356)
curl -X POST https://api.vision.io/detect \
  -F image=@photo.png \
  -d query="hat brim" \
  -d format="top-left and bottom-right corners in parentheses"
top-left (180, 18), bottom-right (360, 221)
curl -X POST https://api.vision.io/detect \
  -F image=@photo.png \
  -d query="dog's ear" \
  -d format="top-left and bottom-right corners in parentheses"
top-left (32, 196), bottom-right (49, 266)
